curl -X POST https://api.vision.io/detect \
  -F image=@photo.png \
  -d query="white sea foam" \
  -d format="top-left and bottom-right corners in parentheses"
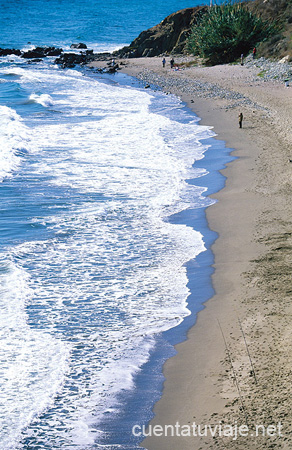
top-left (0, 105), bottom-right (34, 181)
top-left (0, 258), bottom-right (70, 449)
top-left (0, 65), bottom-right (215, 448)
top-left (20, 44), bottom-right (37, 52)
top-left (60, 42), bottom-right (129, 53)
top-left (29, 93), bottom-right (54, 107)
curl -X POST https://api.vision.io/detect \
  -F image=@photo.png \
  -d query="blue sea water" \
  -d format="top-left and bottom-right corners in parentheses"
top-left (0, 1), bottom-right (232, 449)
top-left (1, 0), bottom-right (204, 51)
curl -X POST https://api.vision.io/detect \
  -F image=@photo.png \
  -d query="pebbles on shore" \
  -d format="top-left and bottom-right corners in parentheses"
top-left (128, 55), bottom-right (291, 114)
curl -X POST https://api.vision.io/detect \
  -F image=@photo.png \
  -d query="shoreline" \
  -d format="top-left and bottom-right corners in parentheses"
top-left (91, 56), bottom-right (292, 449)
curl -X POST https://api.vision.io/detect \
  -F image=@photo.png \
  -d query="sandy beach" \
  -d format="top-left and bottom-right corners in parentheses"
top-left (91, 56), bottom-right (292, 449)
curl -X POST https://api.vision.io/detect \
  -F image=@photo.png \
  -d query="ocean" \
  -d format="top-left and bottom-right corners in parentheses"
top-left (0, 1), bottom-right (231, 449)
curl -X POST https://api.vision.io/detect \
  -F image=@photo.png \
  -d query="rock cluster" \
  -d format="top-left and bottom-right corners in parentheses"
top-left (54, 50), bottom-right (95, 68)
top-left (0, 48), bottom-right (22, 56)
top-left (0, 46), bottom-right (63, 59)
top-left (0, 44), bottom-right (98, 68)
top-left (21, 46), bottom-right (63, 58)
top-left (70, 43), bottom-right (87, 49)
top-left (244, 55), bottom-right (292, 81)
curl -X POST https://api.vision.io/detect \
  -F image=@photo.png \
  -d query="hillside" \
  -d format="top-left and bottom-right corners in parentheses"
top-left (249, 0), bottom-right (292, 59)
top-left (113, 6), bottom-right (206, 58)
top-left (114, 0), bottom-right (292, 61)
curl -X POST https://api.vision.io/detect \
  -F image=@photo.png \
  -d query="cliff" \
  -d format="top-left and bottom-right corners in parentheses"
top-left (113, 6), bottom-right (207, 58)
top-left (113, 0), bottom-right (292, 61)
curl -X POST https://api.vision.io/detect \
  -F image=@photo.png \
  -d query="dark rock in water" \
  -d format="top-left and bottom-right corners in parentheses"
top-left (21, 46), bottom-right (63, 59)
top-left (55, 51), bottom-right (95, 68)
top-left (27, 58), bottom-right (43, 63)
top-left (90, 67), bottom-right (104, 73)
top-left (70, 43), bottom-right (87, 49)
top-left (105, 63), bottom-right (120, 73)
top-left (21, 48), bottom-right (45, 59)
top-left (45, 47), bottom-right (63, 56)
top-left (114, 6), bottom-right (207, 58)
top-left (0, 46), bottom-right (62, 60)
top-left (0, 48), bottom-right (22, 56)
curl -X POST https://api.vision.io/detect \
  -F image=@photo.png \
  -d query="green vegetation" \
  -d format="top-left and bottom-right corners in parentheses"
top-left (187, 1), bottom-right (277, 65)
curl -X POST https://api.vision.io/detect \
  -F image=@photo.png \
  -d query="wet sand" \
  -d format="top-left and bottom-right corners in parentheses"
top-left (91, 56), bottom-right (292, 449)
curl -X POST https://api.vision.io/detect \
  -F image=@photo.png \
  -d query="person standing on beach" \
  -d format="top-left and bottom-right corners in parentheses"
top-left (170, 57), bottom-right (174, 69)
top-left (253, 47), bottom-right (257, 59)
top-left (162, 57), bottom-right (166, 68)
top-left (238, 112), bottom-right (243, 128)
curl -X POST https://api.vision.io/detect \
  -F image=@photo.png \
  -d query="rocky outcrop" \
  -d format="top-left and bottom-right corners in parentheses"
top-left (70, 43), bottom-right (87, 49)
top-left (0, 46), bottom-right (62, 58)
top-left (21, 46), bottom-right (63, 58)
top-left (0, 48), bottom-right (21, 56)
top-left (0, 44), bottom-right (101, 68)
top-left (54, 50), bottom-right (95, 68)
top-left (113, 6), bottom-right (207, 58)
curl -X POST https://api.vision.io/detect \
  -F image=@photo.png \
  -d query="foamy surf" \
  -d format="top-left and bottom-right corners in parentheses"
top-left (0, 60), bottom-right (216, 449)
top-left (0, 258), bottom-right (70, 449)
top-left (29, 93), bottom-right (54, 107)
top-left (0, 105), bottom-right (34, 181)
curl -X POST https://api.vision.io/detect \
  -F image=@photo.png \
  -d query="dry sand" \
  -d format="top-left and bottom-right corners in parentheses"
top-left (91, 56), bottom-right (292, 449)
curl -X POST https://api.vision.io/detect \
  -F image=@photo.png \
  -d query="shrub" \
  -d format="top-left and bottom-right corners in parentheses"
top-left (187, 1), bottom-right (277, 65)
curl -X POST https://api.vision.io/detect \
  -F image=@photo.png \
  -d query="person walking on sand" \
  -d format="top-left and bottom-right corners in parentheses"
top-left (253, 47), bottom-right (256, 59)
top-left (238, 112), bottom-right (243, 128)
top-left (170, 57), bottom-right (174, 69)
top-left (162, 57), bottom-right (166, 68)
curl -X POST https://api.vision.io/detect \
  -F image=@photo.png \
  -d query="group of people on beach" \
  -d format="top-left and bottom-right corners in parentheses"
top-left (163, 46), bottom-right (257, 70)
top-left (162, 57), bottom-right (175, 69)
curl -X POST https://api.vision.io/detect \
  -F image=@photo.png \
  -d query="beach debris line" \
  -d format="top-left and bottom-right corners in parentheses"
top-left (217, 319), bottom-right (249, 426)
top-left (238, 316), bottom-right (258, 384)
